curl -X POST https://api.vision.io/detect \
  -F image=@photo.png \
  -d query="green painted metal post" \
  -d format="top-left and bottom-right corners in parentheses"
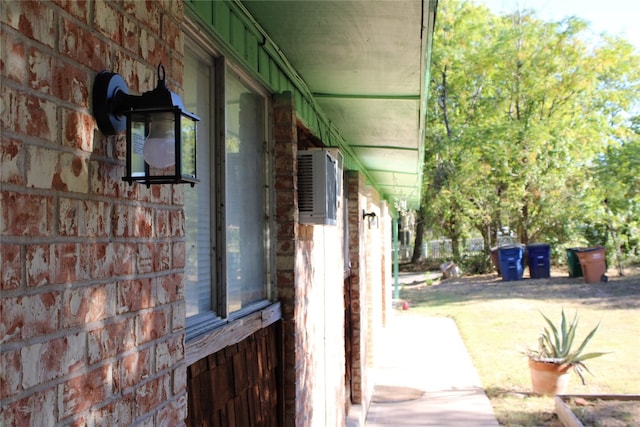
top-left (393, 215), bottom-right (399, 300)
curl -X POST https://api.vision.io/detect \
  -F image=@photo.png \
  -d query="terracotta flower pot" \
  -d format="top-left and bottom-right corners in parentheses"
top-left (528, 359), bottom-right (572, 396)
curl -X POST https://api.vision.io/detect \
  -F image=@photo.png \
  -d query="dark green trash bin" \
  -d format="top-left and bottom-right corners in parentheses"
top-left (566, 248), bottom-right (583, 278)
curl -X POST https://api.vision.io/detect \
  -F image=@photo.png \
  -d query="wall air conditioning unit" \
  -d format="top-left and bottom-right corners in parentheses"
top-left (297, 149), bottom-right (340, 226)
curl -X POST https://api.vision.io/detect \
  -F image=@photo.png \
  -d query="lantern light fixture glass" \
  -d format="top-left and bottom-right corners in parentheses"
top-left (92, 64), bottom-right (200, 186)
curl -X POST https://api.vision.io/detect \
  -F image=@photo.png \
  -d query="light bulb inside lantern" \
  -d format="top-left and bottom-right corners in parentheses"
top-left (143, 117), bottom-right (175, 169)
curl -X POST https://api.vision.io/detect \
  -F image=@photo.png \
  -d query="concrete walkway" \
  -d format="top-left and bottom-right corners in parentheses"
top-left (364, 312), bottom-right (500, 426)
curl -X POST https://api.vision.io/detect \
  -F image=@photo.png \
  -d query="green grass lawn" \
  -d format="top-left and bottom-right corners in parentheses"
top-left (399, 272), bottom-right (640, 426)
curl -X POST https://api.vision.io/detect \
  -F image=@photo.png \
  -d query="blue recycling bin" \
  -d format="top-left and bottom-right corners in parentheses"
top-left (498, 245), bottom-right (525, 281)
top-left (527, 243), bottom-right (551, 279)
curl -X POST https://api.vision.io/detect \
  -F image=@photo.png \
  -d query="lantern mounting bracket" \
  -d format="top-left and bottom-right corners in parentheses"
top-left (91, 64), bottom-right (200, 186)
top-left (93, 64), bottom-right (179, 136)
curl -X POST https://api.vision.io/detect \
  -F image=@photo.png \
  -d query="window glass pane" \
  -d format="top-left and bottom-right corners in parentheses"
top-left (184, 52), bottom-right (214, 317)
top-left (225, 71), bottom-right (266, 311)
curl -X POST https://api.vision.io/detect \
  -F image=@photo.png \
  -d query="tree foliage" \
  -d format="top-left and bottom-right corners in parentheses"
top-left (421, 0), bottom-right (640, 265)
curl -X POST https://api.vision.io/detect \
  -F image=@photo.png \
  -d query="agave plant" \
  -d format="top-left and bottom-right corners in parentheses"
top-left (527, 309), bottom-right (608, 384)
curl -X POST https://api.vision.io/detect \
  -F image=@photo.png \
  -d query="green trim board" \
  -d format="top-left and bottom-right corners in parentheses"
top-left (185, 0), bottom-right (374, 178)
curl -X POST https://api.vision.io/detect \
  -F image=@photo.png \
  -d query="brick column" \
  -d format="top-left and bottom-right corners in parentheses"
top-left (273, 91), bottom-right (301, 425)
top-left (346, 170), bottom-right (367, 404)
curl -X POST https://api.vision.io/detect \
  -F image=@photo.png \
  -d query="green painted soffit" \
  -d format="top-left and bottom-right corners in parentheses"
top-left (185, 1), bottom-right (373, 175)
top-left (185, 0), bottom-right (437, 212)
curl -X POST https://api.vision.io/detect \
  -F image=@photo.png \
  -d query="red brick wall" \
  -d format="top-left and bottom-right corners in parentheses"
top-left (346, 171), bottom-right (368, 404)
top-left (274, 92), bottom-right (348, 426)
top-left (1, 1), bottom-right (188, 425)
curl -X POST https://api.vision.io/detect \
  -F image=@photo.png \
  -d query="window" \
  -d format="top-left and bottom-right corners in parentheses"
top-left (183, 45), bottom-right (271, 338)
top-left (225, 70), bottom-right (269, 312)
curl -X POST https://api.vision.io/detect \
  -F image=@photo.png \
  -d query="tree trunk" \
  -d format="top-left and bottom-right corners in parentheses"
top-left (411, 208), bottom-right (425, 264)
top-left (451, 237), bottom-right (461, 261)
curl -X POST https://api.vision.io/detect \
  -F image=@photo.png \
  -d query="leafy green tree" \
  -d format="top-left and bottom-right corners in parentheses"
top-left (418, 0), bottom-right (640, 265)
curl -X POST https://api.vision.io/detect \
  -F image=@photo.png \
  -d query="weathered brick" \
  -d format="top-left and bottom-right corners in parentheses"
top-left (85, 394), bottom-right (135, 427)
top-left (140, 28), bottom-right (168, 67)
top-left (172, 301), bottom-right (186, 332)
top-left (172, 180), bottom-right (185, 205)
top-left (0, 28), bottom-right (26, 84)
top-left (139, 180), bottom-right (172, 204)
top-left (25, 145), bottom-right (58, 189)
top-left (54, 152), bottom-right (89, 193)
top-left (28, 46), bottom-right (54, 94)
top-left (53, 63), bottom-right (89, 108)
top-left (93, 0), bottom-right (123, 44)
top-left (155, 334), bottom-right (183, 371)
top-left (117, 278), bottom-right (153, 314)
top-left (59, 364), bottom-right (113, 418)
top-left (90, 157), bottom-right (127, 198)
top-left (113, 49), bottom-right (154, 94)
top-left (21, 292), bottom-right (62, 338)
top-left (157, 273), bottom-right (182, 305)
top-left (112, 204), bottom-right (153, 238)
top-left (122, 14), bottom-right (139, 54)
top-left (1, 137), bottom-right (24, 185)
top-left (0, 386), bottom-right (56, 427)
top-left (137, 307), bottom-right (169, 345)
top-left (59, 17), bottom-right (110, 71)
top-left (62, 284), bottom-right (116, 327)
top-left (135, 375), bottom-right (170, 417)
top-left (155, 242), bottom-right (171, 272)
top-left (87, 318), bottom-right (135, 364)
top-left (52, 0), bottom-right (90, 23)
top-left (123, 0), bottom-right (160, 34)
top-left (172, 241), bottom-right (185, 268)
top-left (21, 333), bottom-right (85, 388)
top-left (62, 109), bottom-right (94, 152)
top-left (1, 1), bottom-right (56, 48)
top-left (1, 347), bottom-right (21, 397)
top-left (52, 243), bottom-right (84, 284)
top-left (156, 395), bottom-right (188, 427)
top-left (1, 243), bottom-right (22, 289)
top-left (0, 87), bottom-right (56, 139)
top-left (90, 243), bottom-right (135, 279)
top-left (155, 209), bottom-right (171, 237)
top-left (169, 209), bottom-right (184, 237)
top-left (26, 243), bottom-right (52, 287)
top-left (59, 198), bottom-right (111, 238)
top-left (116, 347), bottom-right (152, 390)
top-left (173, 364), bottom-right (187, 395)
top-left (136, 243), bottom-right (155, 274)
top-left (161, 14), bottom-right (183, 52)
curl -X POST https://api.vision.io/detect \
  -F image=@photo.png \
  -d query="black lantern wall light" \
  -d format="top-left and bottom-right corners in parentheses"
top-left (362, 210), bottom-right (378, 229)
top-left (93, 64), bottom-right (200, 186)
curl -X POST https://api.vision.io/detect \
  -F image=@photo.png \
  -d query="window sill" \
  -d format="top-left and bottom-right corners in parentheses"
top-left (184, 301), bottom-right (281, 366)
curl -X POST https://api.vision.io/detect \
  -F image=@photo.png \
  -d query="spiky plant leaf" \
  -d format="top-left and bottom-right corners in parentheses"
top-left (528, 310), bottom-right (607, 385)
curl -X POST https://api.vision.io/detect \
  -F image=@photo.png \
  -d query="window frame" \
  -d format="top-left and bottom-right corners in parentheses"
top-left (183, 33), bottom-right (275, 344)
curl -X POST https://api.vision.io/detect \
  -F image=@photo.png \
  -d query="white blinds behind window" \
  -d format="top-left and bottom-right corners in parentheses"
top-left (184, 52), bottom-right (214, 317)
top-left (225, 71), bottom-right (266, 312)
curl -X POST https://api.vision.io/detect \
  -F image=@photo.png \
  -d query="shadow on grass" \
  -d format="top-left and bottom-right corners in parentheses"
top-left (400, 273), bottom-right (640, 311)
top-left (484, 386), bottom-right (563, 427)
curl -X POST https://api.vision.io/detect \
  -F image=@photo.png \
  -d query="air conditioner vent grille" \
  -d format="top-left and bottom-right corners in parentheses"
top-left (298, 154), bottom-right (315, 213)
top-left (297, 149), bottom-right (339, 225)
